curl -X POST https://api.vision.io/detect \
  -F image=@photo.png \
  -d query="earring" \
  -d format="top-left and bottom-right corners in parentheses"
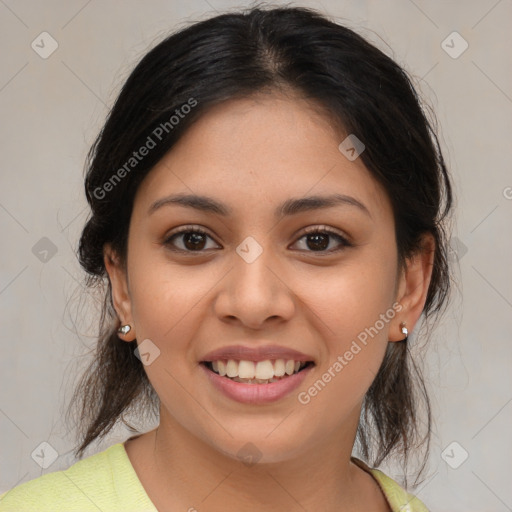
top-left (117, 324), bottom-right (131, 335)
top-left (399, 322), bottom-right (408, 342)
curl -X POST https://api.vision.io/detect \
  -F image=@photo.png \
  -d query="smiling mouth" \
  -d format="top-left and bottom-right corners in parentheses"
top-left (201, 359), bottom-right (315, 384)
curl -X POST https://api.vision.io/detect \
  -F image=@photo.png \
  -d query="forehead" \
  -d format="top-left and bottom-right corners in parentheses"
top-left (134, 93), bottom-right (392, 222)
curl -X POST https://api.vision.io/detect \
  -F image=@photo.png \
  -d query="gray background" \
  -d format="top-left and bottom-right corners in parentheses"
top-left (1, 0), bottom-right (511, 510)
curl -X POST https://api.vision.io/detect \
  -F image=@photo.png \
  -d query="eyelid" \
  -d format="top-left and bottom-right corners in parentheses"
top-left (291, 224), bottom-right (352, 252)
top-left (165, 224), bottom-right (213, 238)
top-left (298, 224), bottom-right (349, 240)
top-left (163, 224), bottom-right (219, 246)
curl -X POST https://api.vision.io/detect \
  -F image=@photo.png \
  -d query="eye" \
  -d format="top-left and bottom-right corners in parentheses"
top-left (163, 225), bottom-right (351, 254)
top-left (163, 226), bottom-right (220, 252)
top-left (291, 225), bottom-right (351, 253)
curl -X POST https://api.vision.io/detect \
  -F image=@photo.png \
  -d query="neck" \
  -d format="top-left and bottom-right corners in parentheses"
top-left (125, 406), bottom-right (388, 512)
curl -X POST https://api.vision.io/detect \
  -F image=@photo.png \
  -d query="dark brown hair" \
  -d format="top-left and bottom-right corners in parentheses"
top-left (67, 4), bottom-right (452, 482)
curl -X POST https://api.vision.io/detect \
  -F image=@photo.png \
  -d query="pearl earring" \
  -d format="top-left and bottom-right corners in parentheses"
top-left (399, 322), bottom-right (408, 341)
top-left (117, 324), bottom-right (131, 335)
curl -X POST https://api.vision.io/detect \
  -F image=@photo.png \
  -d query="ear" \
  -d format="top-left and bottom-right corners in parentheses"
top-left (389, 233), bottom-right (435, 342)
top-left (104, 243), bottom-right (136, 342)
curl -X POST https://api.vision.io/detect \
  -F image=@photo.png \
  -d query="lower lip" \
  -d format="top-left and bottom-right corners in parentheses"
top-left (200, 364), bottom-right (313, 404)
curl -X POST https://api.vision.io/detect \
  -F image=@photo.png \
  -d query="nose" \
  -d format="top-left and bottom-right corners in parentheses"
top-left (213, 239), bottom-right (296, 330)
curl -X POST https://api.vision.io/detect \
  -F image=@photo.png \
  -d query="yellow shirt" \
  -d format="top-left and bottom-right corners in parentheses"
top-left (0, 442), bottom-right (429, 511)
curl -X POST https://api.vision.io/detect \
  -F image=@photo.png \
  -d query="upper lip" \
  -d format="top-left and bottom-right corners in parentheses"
top-left (201, 345), bottom-right (315, 363)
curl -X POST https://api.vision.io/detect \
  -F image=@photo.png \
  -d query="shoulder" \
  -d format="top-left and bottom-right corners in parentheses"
top-left (0, 442), bottom-right (156, 512)
top-left (352, 458), bottom-right (430, 512)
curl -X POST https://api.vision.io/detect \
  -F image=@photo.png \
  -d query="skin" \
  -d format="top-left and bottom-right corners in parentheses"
top-left (104, 90), bottom-right (435, 512)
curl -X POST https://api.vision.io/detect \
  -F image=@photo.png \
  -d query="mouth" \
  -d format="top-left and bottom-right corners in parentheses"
top-left (200, 359), bottom-right (315, 384)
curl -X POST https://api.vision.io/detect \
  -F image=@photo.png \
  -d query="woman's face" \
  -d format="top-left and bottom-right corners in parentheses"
top-left (107, 92), bottom-right (416, 463)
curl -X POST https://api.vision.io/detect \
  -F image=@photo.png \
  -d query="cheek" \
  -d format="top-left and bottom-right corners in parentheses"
top-left (310, 254), bottom-right (398, 343)
top-left (127, 250), bottom-right (217, 346)
top-left (125, 255), bottom-right (216, 422)
top-left (300, 252), bottom-right (398, 401)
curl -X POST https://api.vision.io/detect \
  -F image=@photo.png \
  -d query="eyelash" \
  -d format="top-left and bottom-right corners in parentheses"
top-left (162, 225), bottom-right (351, 255)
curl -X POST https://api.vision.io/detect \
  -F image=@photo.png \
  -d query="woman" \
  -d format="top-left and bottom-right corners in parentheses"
top-left (0, 5), bottom-right (452, 511)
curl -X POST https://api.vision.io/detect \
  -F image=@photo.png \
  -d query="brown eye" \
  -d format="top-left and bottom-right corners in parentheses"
top-left (306, 233), bottom-right (329, 251)
top-left (163, 227), bottom-right (220, 252)
top-left (293, 227), bottom-right (351, 253)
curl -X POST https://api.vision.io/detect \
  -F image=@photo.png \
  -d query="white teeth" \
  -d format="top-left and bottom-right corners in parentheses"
top-left (226, 359), bottom-right (238, 378)
top-left (217, 360), bottom-right (227, 376)
top-left (255, 360), bottom-right (274, 380)
top-left (208, 358), bottom-right (309, 380)
top-left (274, 359), bottom-right (286, 377)
top-left (238, 360), bottom-right (255, 379)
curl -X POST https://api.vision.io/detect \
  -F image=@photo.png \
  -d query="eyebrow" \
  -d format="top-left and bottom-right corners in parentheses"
top-left (148, 192), bottom-right (371, 218)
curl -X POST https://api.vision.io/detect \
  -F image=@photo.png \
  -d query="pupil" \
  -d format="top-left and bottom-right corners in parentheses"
top-left (307, 233), bottom-right (328, 251)
top-left (184, 232), bottom-right (206, 250)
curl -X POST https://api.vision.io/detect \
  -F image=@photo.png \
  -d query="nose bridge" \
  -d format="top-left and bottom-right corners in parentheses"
top-left (215, 234), bottom-right (295, 327)
top-left (233, 234), bottom-right (280, 296)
